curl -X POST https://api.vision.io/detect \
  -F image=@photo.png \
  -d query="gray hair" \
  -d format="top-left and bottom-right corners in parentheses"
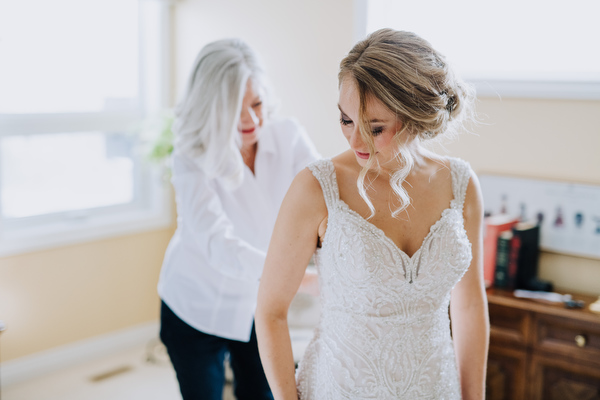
top-left (173, 38), bottom-right (273, 189)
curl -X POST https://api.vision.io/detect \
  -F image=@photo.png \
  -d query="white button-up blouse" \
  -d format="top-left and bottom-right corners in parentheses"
top-left (158, 118), bottom-right (320, 342)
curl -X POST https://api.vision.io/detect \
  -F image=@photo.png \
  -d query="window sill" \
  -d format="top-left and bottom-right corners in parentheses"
top-left (0, 185), bottom-right (173, 258)
top-left (472, 80), bottom-right (600, 100)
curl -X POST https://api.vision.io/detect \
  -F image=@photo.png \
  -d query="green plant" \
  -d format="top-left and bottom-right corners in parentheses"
top-left (147, 113), bottom-right (174, 164)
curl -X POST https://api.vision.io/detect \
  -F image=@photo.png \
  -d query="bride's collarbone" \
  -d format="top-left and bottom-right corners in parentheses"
top-left (332, 160), bottom-right (454, 251)
top-left (336, 186), bottom-right (453, 254)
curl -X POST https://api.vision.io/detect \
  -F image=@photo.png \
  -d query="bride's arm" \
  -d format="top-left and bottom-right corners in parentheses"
top-left (255, 168), bottom-right (327, 400)
top-left (450, 171), bottom-right (490, 400)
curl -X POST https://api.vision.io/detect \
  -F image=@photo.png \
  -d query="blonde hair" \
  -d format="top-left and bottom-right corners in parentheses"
top-left (173, 38), bottom-right (274, 189)
top-left (339, 28), bottom-right (475, 217)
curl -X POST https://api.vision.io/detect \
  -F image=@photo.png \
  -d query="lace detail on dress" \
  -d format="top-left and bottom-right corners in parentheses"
top-left (297, 157), bottom-right (473, 400)
top-left (307, 159), bottom-right (339, 210)
top-left (450, 157), bottom-right (471, 211)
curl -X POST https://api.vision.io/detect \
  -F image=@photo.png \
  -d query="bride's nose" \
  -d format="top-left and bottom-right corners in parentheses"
top-left (348, 127), bottom-right (365, 150)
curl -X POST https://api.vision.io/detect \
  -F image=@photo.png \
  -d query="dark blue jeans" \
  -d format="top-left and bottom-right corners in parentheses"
top-left (160, 301), bottom-right (273, 400)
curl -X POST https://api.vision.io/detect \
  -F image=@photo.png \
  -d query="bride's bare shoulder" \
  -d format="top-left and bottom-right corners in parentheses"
top-left (285, 165), bottom-right (327, 212)
top-left (291, 166), bottom-right (321, 193)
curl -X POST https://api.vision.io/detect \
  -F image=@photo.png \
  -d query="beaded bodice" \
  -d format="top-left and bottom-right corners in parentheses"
top-left (296, 157), bottom-right (473, 399)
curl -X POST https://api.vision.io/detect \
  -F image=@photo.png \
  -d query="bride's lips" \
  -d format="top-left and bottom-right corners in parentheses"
top-left (240, 127), bottom-right (256, 135)
top-left (355, 151), bottom-right (370, 159)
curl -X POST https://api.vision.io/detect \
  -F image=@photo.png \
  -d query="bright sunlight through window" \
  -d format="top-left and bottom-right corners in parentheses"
top-left (364, 0), bottom-right (600, 99)
top-left (0, 0), bottom-right (171, 256)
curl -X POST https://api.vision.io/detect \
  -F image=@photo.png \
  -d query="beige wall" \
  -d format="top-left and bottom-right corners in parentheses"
top-left (436, 98), bottom-right (600, 295)
top-left (2, 0), bottom-right (599, 364)
top-left (0, 228), bottom-right (175, 362)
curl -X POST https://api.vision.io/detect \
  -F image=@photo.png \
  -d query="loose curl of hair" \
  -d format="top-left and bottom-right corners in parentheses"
top-left (339, 28), bottom-right (475, 218)
top-left (173, 38), bottom-right (276, 189)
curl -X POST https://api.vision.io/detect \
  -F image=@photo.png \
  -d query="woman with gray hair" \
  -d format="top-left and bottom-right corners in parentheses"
top-left (158, 38), bottom-right (320, 400)
top-left (256, 29), bottom-right (489, 399)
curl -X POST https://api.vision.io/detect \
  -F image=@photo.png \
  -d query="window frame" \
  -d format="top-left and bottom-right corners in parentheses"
top-left (0, 0), bottom-right (174, 257)
top-left (356, 0), bottom-right (600, 100)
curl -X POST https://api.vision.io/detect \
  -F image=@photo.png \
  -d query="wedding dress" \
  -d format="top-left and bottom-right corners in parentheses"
top-left (296, 158), bottom-right (473, 399)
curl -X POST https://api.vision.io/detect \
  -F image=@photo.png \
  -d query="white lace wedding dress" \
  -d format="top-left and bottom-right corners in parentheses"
top-left (296, 158), bottom-right (473, 399)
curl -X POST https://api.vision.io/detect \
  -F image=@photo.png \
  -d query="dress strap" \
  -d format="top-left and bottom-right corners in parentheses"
top-left (450, 157), bottom-right (472, 211)
top-left (307, 159), bottom-right (339, 211)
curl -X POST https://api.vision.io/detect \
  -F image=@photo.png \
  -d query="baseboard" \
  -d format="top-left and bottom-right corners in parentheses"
top-left (0, 321), bottom-right (160, 388)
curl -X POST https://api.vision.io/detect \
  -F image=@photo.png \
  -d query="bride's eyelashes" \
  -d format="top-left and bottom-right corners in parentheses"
top-left (371, 126), bottom-right (383, 137)
top-left (339, 115), bottom-right (384, 137)
top-left (340, 115), bottom-right (353, 126)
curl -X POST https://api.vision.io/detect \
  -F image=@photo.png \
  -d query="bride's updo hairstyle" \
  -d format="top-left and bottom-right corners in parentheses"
top-left (339, 28), bottom-right (475, 217)
top-left (174, 38), bottom-right (275, 189)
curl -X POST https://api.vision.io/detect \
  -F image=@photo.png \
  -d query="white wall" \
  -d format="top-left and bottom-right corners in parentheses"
top-left (174, 0), bottom-right (355, 157)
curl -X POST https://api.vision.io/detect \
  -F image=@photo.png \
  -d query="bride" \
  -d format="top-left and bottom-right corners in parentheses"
top-left (255, 28), bottom-right (489, 400)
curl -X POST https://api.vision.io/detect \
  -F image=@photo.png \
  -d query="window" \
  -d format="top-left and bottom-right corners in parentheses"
top-left (0, 0), bottom-right (172, 256)
top-left (359, 0), bottom-right (600, 99)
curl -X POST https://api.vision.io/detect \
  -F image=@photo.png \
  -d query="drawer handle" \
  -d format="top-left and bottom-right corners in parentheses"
top-left (575, 334), bottom-right (587, 348)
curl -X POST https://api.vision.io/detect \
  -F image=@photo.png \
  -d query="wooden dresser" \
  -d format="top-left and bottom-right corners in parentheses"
top-left (486, 288), bottom-right (600, 400)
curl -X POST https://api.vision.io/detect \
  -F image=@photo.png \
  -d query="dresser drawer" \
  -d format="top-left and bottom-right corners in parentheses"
top-left (529, 353), bottom-right (600, 400)
top-left (534, 314), bottom-right (600, 365)
top-left (489, 303), bottom-right (532, 346)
